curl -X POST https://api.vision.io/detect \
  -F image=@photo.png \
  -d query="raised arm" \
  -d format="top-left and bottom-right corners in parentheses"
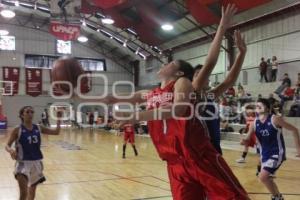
top-left (118, 78), bottom-right (193, 123)
top-left (210, 30), bottom-right (247, 97)
top-left (193, 4), bottom-right (237, 91)
top-left (273, 116), bottom-right (300, 156)
top-left (108, 90), bottom-right (150, 104)
top-left (5, 127), bottom-right (19, 160)
top-left (74, 90), bottom-right (150, 104)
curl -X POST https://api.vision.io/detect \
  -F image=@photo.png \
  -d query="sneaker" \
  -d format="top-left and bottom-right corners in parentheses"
top-left (271, 194), bottom-right (284, 200)
top-left (256, 171), bottom-right (260, 177)
top-left (122, 154), bottom-right (125, 159)
top-left (236, 158), bottom-right (246, 163)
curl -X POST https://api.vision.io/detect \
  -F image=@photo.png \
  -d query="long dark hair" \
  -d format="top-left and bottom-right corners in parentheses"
top-left (257, 98), bottom-right (273, 114)
top-left (176, 60), bottom-right (194, 81)
top-left (19, 106), bottom-right (33, 122)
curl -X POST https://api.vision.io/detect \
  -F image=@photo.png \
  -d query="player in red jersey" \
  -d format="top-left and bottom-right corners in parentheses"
top-left (74, 4), bottom-right (249, 200)
top-left (236, 105), bottom-right (257, 163)
top-left (122, 123), bottom-right (138, 158)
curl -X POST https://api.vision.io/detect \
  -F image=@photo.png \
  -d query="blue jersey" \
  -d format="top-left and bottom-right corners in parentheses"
top-left (201, 96), bottom-right (222, 154)
top-left (254, 115), bottom-right (286, 163)
top-left (16, 124), bottom-right (43, 161)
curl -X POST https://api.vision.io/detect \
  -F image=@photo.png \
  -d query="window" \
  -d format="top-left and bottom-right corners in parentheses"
top-left (78, 59), bottom-right (105, 71)
top-left (0, 36), bottom-right (15, 50)
top-left (25, 55), bottom-right (58, 68)
top-left (56, 40), bottom-right (71, 54)
top-left (25, 54), bottom-right (106, 71)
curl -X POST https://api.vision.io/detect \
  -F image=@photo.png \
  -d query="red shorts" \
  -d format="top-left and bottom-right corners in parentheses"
top-left (124, 132), bottom-right (134, 143)
top-left (167, 145), bottom-right (249, 200)
top-left (247, 132), bottom-right (256, 147)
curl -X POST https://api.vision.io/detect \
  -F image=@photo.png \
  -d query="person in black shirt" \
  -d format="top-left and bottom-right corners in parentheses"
top-left (275, 73), bottom-right (291, 95)
top-left (259, 57), bottom-right (268, 82)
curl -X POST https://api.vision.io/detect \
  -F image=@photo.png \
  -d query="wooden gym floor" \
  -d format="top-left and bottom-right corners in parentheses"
top-left (0, 128), bottom-right (299, 200)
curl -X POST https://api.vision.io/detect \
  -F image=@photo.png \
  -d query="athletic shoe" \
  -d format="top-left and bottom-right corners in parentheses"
top-left (236, 158), bottom-right (246, 163)
top-left (271, 194), bottom-right (284, 200)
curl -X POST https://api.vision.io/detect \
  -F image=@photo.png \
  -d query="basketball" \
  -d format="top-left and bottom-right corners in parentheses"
top-left (51, 57), bottom-right (85, 93)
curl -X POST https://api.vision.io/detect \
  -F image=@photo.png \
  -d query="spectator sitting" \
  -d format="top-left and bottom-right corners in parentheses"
top-left (268, 93), bottom-right (278, 108)
top-left (237, 84), bottom-right (246, 98)
top-left (278, 86), bottom-right (295, 111)
top-left (275, 73), bottom-right (291, 95)
top-left (219, 97), bottom-right (231, 120)
top-left (237, 84), bottom-right (251, 105)
top-left (288, 92), bottom-right (300, 117)
top-left (220, 120), bottom-right (234, 132)
top-left (225, 87), bottom-right (235, 97)
top-left (259, 57), bottom-right (268, 82)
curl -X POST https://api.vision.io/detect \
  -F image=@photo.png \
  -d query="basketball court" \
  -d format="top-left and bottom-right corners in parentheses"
top-left (0, 130), bottom-right (300, 200)
top-left (1, 0), bottom-right (300, 200)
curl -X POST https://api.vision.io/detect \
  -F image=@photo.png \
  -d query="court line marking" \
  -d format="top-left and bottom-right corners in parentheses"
top-left (248, 192), bottom-right (300, 196)
top-left (0, 174), bottom-right (171, 192)
top-left (131, 195), bottom-right (172, 200)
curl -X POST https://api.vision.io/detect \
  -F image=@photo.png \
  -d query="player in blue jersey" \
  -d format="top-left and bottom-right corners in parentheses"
top-left (193, 30), bottom-right (247, 154)
top-left (5, 106), bottom-right (62, 200)
top-left (241, 98), bottom-right (300, 200)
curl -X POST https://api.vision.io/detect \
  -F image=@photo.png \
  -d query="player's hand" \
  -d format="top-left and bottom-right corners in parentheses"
top-left (220, 4), bottom-right (238, 30)
top-left (234, 30), bottom-right (247, 53)
top-left (9, 149), bottom-right (17, 160)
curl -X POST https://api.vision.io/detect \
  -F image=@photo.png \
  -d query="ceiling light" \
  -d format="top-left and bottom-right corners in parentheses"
top-left (15, 1), bottom-right (20, 7)
top-left (101, 18), bottom-right (114, 25)
top-left (82, 19), bottom-right (86, 26)
top-left (0, 30), bottom-right (9, 36)
top-left (161, 23), bottom-right (173, 31)
top-left (127, 28), bottom-right (137, 35)
top-left (77, 36), bottom-right (88, 43)
top-left (123, 40), bottom-right (127, 47)
top-left (1, 9), bottom-right (16, 18)
top-left (96, 29), bottom-right (100, 32)
top-left (139, 52), bottom-right (146, 60)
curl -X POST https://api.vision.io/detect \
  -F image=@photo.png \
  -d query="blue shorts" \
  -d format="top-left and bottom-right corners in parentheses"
top-left (261, 156), bottom-right (284, 174)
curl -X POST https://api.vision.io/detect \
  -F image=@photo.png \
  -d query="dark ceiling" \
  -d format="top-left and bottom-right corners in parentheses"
top-left (1, 0), bottom-right (299, 63)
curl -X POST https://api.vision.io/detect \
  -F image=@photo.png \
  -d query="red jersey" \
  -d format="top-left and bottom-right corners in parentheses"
top-left (124, 124), bottom-right (134, 134)
top-left (146, 81), bottom-right (249, 200)
top-left (123, 124), bottom-right (135, 143)
top-left (146, 81), bottom-right (211, 161)
top-left (284, 87), bottom-right (295, 97)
